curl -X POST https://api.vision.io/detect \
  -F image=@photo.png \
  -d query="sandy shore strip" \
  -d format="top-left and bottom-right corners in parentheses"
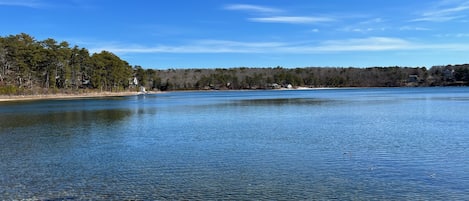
top-left (0, 91), bottom-right (154, 102)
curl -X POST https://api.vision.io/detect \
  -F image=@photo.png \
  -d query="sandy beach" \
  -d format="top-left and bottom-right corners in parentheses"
top-left (0, 91), bottom-right (149, 102)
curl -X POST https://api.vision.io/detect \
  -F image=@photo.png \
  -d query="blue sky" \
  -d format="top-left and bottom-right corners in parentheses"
top-left (1, 0), bottom-right (469, 69)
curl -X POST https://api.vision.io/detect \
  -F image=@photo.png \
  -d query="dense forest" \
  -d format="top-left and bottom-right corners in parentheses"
top-left (160, 64), bottom-right (469, 90)
top-left (0, 33), bottom-right (134, 95)
top-left (1, 33), bottom-right (469, 95)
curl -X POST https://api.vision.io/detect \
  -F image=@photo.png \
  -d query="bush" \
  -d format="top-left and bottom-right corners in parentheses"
top-left (0, 85), bottom-right (18, 95)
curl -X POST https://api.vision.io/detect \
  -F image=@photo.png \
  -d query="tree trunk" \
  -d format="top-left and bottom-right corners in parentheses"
top-left (45, 71), bottom-right (50, 89)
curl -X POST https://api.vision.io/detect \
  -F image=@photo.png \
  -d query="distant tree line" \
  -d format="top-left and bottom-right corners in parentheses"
top-left (140, 65), bottom-right (469, 91)
top-left (1, 33), bottom-right (469, 95)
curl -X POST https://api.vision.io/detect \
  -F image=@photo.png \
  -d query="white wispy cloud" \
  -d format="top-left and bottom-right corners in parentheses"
top-left (342, 27), bottom-right (387, 33)
top-left (0, 0), bottom-right (43, 8)
top-left (412, 15), bottom-right (464, 22)
top-left (89, 37), bottom-right (469, 55)
top-left (89, 40), bottom-right (283, 54)
top-left (317, 37), bottom-right (469, 52)
top-left (340, 17), bottom-right (388, 33)
top-left (224, 4), bottom-right (282, 13)
top-left (399, 26), bottom-right (431, 31)
top-left (435, 33), bottom-right (469, 37)
top-left (425, 3), bottom-right (469, 16)
top-left (359, 18), bottom-right (385, 24)
top-left (225, 3), bottom-right (335, 25)
top-left (412, 1), bottom-right (469, 22)
top-left (249, 16), bottom-right (335, 24)
top-left (315, 37), bottom-right (412, 51)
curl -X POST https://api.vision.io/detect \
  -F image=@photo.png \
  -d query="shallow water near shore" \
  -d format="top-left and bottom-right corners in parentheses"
top-left (1, 88), bottom-right (468, 200)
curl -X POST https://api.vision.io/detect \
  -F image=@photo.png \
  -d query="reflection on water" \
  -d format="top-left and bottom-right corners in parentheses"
top-left (229, 98), bottom-right (332, 106)
top-left (1, 88), bottom-right (468, 200)
top-left (0, 109), bottom-right (133, 130)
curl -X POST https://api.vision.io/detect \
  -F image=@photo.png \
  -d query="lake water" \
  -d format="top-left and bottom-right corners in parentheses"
top-left (0, 88), bottom-right (468, 200)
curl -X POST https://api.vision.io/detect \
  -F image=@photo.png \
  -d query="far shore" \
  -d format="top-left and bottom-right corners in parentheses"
top-left (0, 87), bottom-right (347, 102)
top-left (0, 86), bottom-right (431, 102)
top-left (0, 91), bottom-right (161, 102)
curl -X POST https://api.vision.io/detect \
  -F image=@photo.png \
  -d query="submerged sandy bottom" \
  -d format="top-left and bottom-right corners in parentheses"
top-left (0, 91), bottom-right (160, 102)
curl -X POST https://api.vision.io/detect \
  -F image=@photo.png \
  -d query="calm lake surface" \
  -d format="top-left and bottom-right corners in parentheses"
top-left (1, 88), bottom-right (468, 200)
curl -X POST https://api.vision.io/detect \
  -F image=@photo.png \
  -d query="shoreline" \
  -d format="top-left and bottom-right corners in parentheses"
top-left (0, 87), bottom-right (347, 102)
top-left (0, 91), bottom-right (159, 102)
top-left (0, 86), bottom-right (458, 102)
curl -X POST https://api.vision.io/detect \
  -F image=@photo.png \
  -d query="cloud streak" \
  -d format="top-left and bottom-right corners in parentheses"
top-left (0, 0), bottom-right (43, 8)
top-left (249, 16), bottom-right (335, 24)
top-left (412, 1), bottom-right (469, 22)
top-left (224, 3), bottom-right (335, 25)
top-left (315, 37), bottom-right (412, 51)
top-left (89, 37), bottom-right (469, 55)
top-left (224, 4), bottom-right (281, 13)
top-left (91, 40), bottom-right (287, 54)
